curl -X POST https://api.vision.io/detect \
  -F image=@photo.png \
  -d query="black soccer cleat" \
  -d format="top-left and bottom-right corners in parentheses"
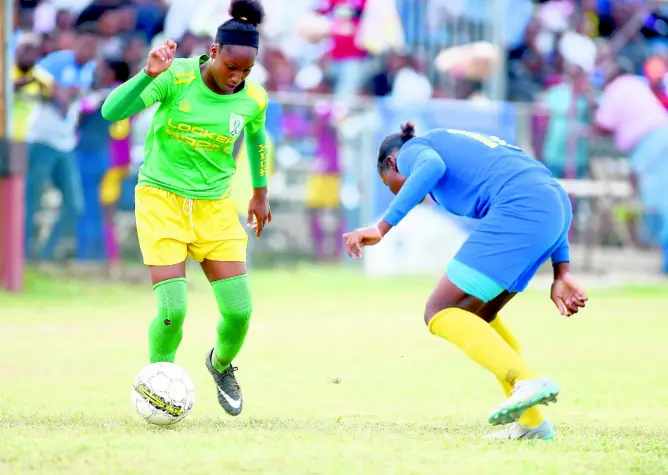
top-left (205, 348), bottom-right (243, 416)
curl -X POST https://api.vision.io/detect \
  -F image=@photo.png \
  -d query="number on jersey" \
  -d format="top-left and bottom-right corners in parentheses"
top-left (446, 129), bottom-right (521, 150)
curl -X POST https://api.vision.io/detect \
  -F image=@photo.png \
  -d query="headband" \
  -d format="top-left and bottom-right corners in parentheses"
top-left (215, 24), bottom-right (259, 49)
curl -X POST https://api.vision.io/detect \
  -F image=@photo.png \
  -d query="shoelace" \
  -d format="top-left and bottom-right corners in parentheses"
top-left (224, 365), bottom-right (240, 391)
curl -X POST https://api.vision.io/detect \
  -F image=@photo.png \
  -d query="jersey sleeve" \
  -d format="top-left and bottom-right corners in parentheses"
top-left (244, 94), bottom-right (269, 188)
top-left (140, 68), bottom-right (175, 107)
top-left (383, 144), bottom-right (447, 227)
top-left (32, 51), bottom-right (66, 92)
top-left (550, 235), bottom-right (571, 265)
top-left (102, 69), bottom-right (163, 122)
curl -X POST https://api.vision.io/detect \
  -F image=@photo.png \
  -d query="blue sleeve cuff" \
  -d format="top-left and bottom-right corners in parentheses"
top-left (383, 208), bottom-right (404, 227)
top-left (551, 242), bottom-right (571, 265)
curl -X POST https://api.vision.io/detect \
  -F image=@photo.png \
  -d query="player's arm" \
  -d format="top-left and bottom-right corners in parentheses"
top-left (244, 103), bottom-right (269, 191)
top-left (379, 147), bottom-right (446, 235)
top-left (244, 98), bottom-right (272, 238)
top-left (31, 51), bottom-right (73, 105)
top-left (101, 39), bottom-right (177, 121)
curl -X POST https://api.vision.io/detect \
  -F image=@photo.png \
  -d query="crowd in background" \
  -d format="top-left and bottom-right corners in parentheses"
top-left (10, 0), bottom-right (668, 273)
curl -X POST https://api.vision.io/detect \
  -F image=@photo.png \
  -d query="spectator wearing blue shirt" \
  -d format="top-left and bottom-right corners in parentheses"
top-left (25, 24), bottom-right (98, 261)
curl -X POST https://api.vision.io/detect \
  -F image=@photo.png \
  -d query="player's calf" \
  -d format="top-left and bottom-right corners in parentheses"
top-left (148, 277), bottom-right (188, 363)
top-left (206, 274), bottom-right (252, 416)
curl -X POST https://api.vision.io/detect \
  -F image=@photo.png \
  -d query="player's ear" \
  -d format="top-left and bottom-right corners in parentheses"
top-left (209, 43), bottom-right (218, 59)
top-left (387, 154), bottom-right (398, 171)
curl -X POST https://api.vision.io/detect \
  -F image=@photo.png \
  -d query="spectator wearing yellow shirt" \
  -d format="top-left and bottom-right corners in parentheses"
top-left (12, 34), bottom-right (42, 142)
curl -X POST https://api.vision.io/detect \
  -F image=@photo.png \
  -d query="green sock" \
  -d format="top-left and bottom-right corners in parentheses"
top-left (148, 278), bottom-right (187, 363)
top-left (211, 274), bottom-right (252, 373)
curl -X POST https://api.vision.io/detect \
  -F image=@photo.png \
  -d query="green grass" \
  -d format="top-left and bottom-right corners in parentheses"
top-left (1, 267), bottom-right (668, 474)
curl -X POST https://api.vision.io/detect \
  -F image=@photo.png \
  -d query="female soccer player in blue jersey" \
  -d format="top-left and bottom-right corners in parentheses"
top-left (343, 122), bottom-right (588, 440)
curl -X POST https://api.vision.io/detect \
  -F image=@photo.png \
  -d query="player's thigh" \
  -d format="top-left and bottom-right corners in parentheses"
top-left (200, 260), bottom-right (247, 282)
top-left (189, 197), bottom-right (248, 265)
top-left (149, 262), bottom-right (187, 286)
top-left (135, 185), bottom-right (190, 266)
top-left (424, 273), bottom-right (489, 324)
top-left (425, 275), bottom-right (516, 325)
top-left (476, 291), bottom-right (517, 323)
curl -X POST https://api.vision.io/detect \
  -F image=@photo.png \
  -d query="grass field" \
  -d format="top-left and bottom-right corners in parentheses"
top-left (1, 266), bottom-right (668, 475)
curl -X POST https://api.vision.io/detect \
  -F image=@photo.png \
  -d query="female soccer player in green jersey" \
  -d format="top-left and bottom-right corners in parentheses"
top-left (101, 0), bottom-right (270, 416)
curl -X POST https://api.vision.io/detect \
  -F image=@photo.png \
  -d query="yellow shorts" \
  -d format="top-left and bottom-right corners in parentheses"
top-left (100, 166), bottom-right (129, 206)
top-left (305, 173), bottom-right (340, 209)
top-left (135, 185), bottom-right (248, 266)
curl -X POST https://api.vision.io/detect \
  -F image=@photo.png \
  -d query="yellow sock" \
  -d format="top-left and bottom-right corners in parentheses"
top-left (490, 316), bottom-right (544, 428)
top-left (428, 308), bottom-right (538, 385)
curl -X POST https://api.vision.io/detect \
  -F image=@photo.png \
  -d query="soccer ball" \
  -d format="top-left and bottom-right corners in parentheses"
top-left (131, 362), bottom-right (195, 426)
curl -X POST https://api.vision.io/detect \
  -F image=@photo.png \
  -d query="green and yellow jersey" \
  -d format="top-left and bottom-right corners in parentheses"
top-left (103, 55), bottom-right (269, 200)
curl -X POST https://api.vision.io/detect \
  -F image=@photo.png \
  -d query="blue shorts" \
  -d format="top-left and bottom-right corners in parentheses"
top-left (447, 180), bottom-right (572, 302)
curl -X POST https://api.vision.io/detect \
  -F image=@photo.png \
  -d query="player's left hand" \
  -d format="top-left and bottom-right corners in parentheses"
top-left (247, 193), bottom-right (272, 238)
top-left (550, 272), bottom-right (588, 317)
top-left (343, 226), bottom-right (382, 259)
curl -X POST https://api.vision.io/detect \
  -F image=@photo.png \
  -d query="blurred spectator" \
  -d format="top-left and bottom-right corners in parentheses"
top-left (314, 0), bottom-right (373, 98)
top-left (542, 32), bottom-right (596, 178)
top-left (12, 33), bottom-right (43, 143)
top-left (643, 55), bottom-right (668, 109)
top-left (541, 66), bottom-right (593, 179)
top-left (120, 34), bottom-right (149, 73)
top-left (595, 60), bottom-right (668, 273)
top-left (371, 52), bottom-right (432, 100)
top-left (11, 0), bottom-right (668, 273)
top-left (75, 59), bottom-right (131, 271)
top-left (24, 23), bottom-right (98, 261)
top-left (301, 75), bottom-right (344, 260)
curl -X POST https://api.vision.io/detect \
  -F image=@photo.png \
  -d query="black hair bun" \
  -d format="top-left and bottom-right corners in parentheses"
top-left (400, 121), bottom-right (416, 141)
top-left (229, 0), bottom-right (265, 27)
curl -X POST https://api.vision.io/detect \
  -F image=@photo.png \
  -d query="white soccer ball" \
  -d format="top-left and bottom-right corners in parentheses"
top-left (131, 362), bottom-right (195, 426)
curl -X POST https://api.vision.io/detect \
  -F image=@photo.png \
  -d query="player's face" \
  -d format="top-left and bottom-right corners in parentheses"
top-left (75, 33), bottom-right (98, 66)
top-left (210, 44), bottom-right (256, 94)
top-left (380, 155), bottom-right (406, 195)
top-left (16, 43), bottom-right (39, 70)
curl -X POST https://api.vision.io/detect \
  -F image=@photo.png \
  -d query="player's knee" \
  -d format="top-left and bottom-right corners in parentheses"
top-left (212, 275), bottom-right (253, 329)
top-left (216, 297), bottom-right (252, 328)
top-left (161, 300), bottom-right (187, 328)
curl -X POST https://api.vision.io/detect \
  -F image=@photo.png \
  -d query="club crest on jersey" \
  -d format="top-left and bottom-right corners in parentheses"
top-left (229, 113), bottom-right (245, 137)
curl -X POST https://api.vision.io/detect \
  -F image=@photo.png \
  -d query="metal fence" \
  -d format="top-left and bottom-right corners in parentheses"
top-left (398, 0), bottom-right (500, 93)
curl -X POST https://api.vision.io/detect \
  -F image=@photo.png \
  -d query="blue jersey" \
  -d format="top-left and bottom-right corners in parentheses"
top-left (384, 128), bottom-right (555, 225)
top-left (383, 128), bottom-right (571, 270)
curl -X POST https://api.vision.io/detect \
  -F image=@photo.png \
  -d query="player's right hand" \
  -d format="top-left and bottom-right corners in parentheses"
top-left (145, 38), bottom-right (177, 78)
top-left (343, 226), bottom-right (382, 259)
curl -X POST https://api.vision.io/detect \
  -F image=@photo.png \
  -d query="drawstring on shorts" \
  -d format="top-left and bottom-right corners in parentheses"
top-left (183, 198), bottom-right (194, 228)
